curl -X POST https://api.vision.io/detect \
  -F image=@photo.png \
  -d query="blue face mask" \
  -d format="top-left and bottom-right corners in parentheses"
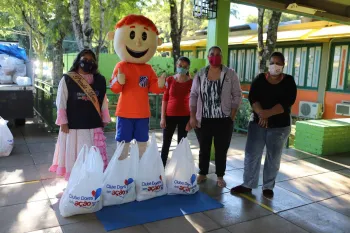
top-left (176, 67), bottom-right (188, 75)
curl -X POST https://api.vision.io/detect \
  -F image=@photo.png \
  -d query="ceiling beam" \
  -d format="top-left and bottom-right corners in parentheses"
top-left (232, 0), bottom-right (350, 25)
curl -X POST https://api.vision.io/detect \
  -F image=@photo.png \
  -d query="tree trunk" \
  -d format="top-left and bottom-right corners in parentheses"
top-left (169, 0), bottom-right (185, 72)
top-left (257, 8), bottom-right (265, 73)
top-left (257, 9), bottom-right (282, 73)
top-left (69, 0), bottom-right (84, 50)
top-left (265, 11), bottom-right (282, 59)
top-left (52, 38), bottom-right (64, 86)
top-left (83, 0), bottom-right (93, 49)
top-left (95, 0), bottom-right (105, 63)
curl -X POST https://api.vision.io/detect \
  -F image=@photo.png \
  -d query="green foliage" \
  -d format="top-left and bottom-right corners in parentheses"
top-left (246, 10), bottom-right (301, 25)
top-left (210, 140), bottom-right (215, 161)
top-left (234, 99), bottom-right (252, 132)
top-left (141, 0), bottom-right (208, 43)
top-left (0, 0), bottom-right (71, 60)
top-left (91, 0), bottom-right (140, 49)
top-left (63, 52), bottom-right (206, 79)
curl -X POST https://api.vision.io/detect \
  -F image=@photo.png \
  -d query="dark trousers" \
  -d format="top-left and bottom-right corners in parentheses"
top-left (195, 118), bottom-right (233, 177)
top-left (161, 116), bottom-right (190, 166)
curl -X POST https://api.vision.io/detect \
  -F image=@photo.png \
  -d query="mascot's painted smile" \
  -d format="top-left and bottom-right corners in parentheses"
top-left (126, 46), bottom-right (148, 58)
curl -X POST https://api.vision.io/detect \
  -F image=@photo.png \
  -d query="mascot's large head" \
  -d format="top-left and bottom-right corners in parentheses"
top-left (108, 15), bottom-right (162, 64)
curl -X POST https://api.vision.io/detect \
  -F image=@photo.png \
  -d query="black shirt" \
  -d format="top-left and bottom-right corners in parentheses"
top-left (65, 73), bottom-right (106, 129)
top-left (248, 73), bottom-right (297, 128)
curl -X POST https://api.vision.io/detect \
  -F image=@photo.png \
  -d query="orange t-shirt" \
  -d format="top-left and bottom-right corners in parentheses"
top-left (110, 61), bottom-right (165, 118)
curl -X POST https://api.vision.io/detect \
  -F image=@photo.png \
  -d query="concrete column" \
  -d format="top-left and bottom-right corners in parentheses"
top-left (206, 0), bottom-right (231, 65)
top-left (317, 42), bottom-right (330, 106)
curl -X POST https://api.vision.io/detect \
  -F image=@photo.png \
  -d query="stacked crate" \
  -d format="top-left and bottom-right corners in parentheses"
top-left (294, 118), bottom-right (350, 155)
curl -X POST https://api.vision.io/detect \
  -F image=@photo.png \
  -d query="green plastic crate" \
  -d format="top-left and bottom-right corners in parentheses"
top-left (295, 118), bottom-right (350, 156)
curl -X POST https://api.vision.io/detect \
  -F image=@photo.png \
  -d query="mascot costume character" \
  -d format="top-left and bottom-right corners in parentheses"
top-left (108, 15), bottom-right (166, 159)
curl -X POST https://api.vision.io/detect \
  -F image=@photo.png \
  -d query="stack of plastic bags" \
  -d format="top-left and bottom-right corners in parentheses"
top-left (0, 117), bottom-right (14, 157)
top-left (0, 46), bottom-right (28, 85)
top-left (59, 133), bottom-right (198, 217)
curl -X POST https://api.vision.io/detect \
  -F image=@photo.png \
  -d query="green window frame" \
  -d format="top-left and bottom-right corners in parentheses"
top-left (276, 44), bottom-right (322, 89)
top-left (181, 50), bottom-right (194, 58)
top-left (228, 44), bottom-right (321, 87)
top-left (228, 47), bottom-right (257, 83)
top-left (196, 49), bottom-right (206, 59)
top-left (328, 43), bottom-right (350, 93)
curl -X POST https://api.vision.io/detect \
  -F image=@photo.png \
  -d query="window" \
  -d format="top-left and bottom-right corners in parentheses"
top-left (197, 50), bottom-right (206, 59)
top-left (229, 48), bottom-right (256, 83)
top-left (228, 45), bottom-right (321, 87)
top-left (283, 47), bottom-right (294, 75)
top-left (181, 51), bottom-right (194, 58)
top-left (277, 45), bottom-right (321, 88)
top-left (329, 44), bottom-right (350, 91)
top-left (307, 46), bottom-right (322, 88)
top-left (294, 47), bottom-right (308, 87)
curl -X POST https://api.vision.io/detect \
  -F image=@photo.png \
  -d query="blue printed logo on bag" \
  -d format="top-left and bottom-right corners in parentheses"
top-left (105, 178), bottom-right (134, 198)
top-left (142, 175), bottom-right (164, 192)
top-left (69, 188), bottom-right (102, 208)
top-left (174, 174), bottom-right (197, 194)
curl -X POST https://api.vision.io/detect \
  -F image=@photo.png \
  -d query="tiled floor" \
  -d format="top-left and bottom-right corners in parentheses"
top-left (0, 121), bottom-right (350, 233)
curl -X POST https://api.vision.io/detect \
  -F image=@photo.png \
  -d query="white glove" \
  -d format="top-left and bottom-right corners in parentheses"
top-left (158, 72), bottom-right (166, 88)
top-left (117, 68), bottom-right (125, 85)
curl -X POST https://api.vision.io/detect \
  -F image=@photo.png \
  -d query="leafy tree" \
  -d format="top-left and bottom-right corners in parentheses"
top-left (142, 0), bottom-right (208, 43)
top-left (90, 0), bottom-right (140, 61)
top-left (0, 0), bottom-right (71, 85)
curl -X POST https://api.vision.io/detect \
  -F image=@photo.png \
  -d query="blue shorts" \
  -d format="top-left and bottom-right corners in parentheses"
top-left (116, 117), bottom-right (149, 142)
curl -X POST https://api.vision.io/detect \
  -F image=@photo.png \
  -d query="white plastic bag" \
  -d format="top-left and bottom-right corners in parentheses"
top-left (0, 117), bottom-right (14, 157)
top-left (59, 145), bottom-right (104, 217)
top-left (0, 75), bottom-right (13, 84)
top-left (136, 133), bottom-right (167, 201)
top-left (0, 56), bottom-right (16, 75)
top-left (14, 63), bottom-right (27, 78)
top-left (165, 137), bottom-right (199, 195)
top-left (102, 141), bottom-right (139, 206)
top-left (15, 76), bottom-right (31, 86)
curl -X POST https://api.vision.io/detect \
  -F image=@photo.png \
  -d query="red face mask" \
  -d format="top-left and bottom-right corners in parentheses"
top-left (208, 55), bottom-right (222, 67)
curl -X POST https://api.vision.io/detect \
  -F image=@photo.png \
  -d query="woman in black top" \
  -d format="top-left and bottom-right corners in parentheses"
top-left (231, 52), bottom-right (297, 198)
top-left (49, 49), bottom-right (111, 180)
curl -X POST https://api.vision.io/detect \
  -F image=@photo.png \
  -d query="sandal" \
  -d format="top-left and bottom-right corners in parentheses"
top-left (217, 178), bottom-right (226, 188)
top-left (197, 175), bottom-right (207, 184)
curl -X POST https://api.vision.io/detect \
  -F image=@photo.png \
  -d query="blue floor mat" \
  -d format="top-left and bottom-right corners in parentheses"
top-left (95, 192), bottom-right (224, 231)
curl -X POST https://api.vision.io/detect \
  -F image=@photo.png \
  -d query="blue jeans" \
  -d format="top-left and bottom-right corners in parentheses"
top-left (243, 122), bottom-right (291, 190)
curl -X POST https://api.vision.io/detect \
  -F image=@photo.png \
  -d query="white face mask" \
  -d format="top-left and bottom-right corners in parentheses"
top-left (269, 64), bottom-right (283, 76)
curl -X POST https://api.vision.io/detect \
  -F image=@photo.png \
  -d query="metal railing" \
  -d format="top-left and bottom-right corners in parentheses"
top-left (33, 81), bottom-right (163, 132)
top-left (33, 81), bottom-right (297, 150)
top-left (34, 79), bottom-right (58, 132)
top-left (34, 81), bottom-right (250, 133)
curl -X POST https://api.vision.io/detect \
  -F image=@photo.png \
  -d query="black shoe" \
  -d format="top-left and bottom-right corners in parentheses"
top-left (263, 189), bottom-right (274, 198)
top-left (230, 185), bottom-right (252, 194)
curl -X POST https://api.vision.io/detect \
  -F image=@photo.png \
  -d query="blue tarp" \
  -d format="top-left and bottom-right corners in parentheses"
top-left (95, 192), bottom-right (224, 231)
top-left (0, 44), bottom-right (27, 61)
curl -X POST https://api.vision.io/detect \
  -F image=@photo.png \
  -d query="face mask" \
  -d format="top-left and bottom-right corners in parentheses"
top-left (208, 55), bottom-right (222, 67)
top-left (176, 67), bottom-right (188, 75)
top-left (79, 60), bottom-right (94, 73)
top-left (269, 64), bottom-right (283, 76)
